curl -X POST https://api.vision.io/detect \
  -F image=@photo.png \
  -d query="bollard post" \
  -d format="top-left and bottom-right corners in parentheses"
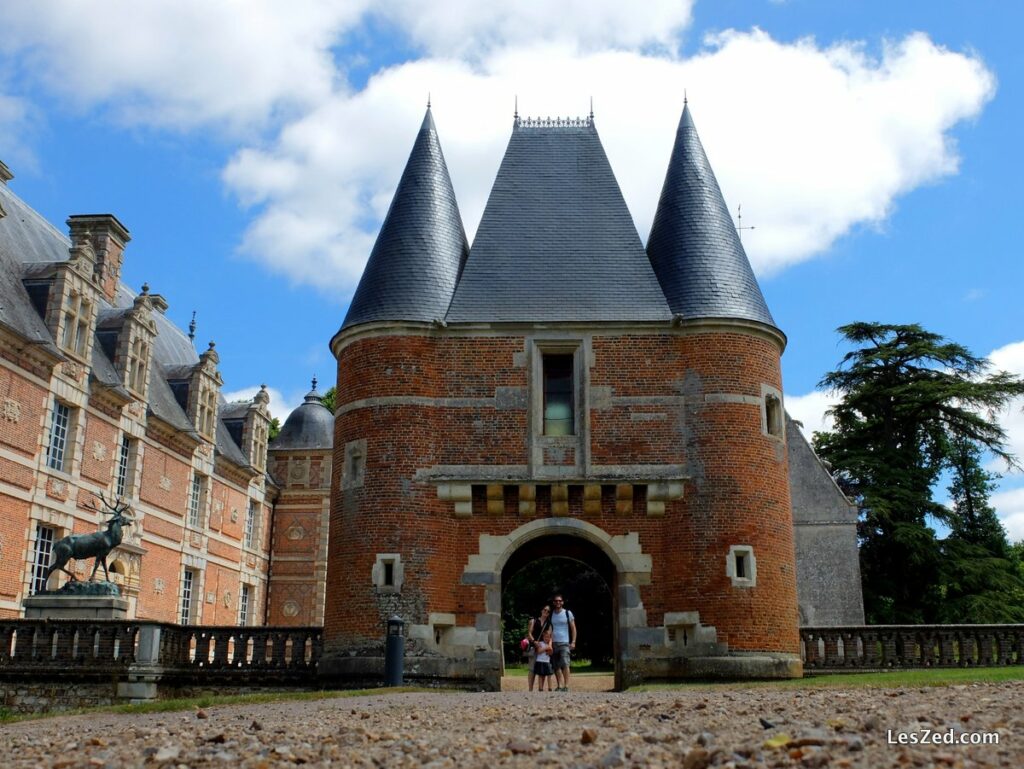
top-left (384, 615), bottom-right (405, 686)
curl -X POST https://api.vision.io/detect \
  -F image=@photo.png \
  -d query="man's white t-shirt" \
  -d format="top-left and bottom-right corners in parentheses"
top-left (550, 608), bottom-right (574, 643)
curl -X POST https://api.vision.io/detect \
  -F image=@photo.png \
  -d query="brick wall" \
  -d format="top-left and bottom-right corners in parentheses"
top-left (325, 326), bottom-right (799, 658)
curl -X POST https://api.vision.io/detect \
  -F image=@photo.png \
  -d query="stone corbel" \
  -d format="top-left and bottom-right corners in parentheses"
top-left (518, 484), bottom-right (536, 516)
top-left (647, 481), bottom-right (684, 517)
top-left (583, 484), bottom-right (601, 515)
top-left (437, 483), bottom-right (472, 517)
top-left (486, 484), bottom-right (503, 515)
top-left (615, 484), bottom-right (633, 515)
top-left (551, 483), bottom-right (569, 516)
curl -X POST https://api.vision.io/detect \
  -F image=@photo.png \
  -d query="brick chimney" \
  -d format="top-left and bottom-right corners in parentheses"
top-left (67, 214), bottom-right (131, 303)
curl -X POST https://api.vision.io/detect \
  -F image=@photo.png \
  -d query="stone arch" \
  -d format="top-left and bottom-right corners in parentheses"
top-left (462, 518), bottom-right (654, 690)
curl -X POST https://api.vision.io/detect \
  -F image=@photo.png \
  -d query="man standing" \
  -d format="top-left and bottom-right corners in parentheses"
top-left (549, 594), bottom-right (576, 692)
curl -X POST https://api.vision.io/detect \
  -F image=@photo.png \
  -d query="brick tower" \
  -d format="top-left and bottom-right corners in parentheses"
top-left (322, 103), bottom-right (802, 689)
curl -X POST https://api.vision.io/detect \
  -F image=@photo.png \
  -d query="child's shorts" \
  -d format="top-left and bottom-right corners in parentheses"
top-left (533, 661), bottom-right (554, 677)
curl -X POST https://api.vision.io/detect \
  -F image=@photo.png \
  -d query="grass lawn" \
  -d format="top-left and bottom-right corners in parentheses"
top-left (504, 660), bottom-right (613, 677)
top-left (632, 666), bottom-right (1024, 691)
top-left (4, 666), bottom-right (1022, 724)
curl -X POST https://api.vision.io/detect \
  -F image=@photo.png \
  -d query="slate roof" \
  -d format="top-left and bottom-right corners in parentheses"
top-left (0, 176), bottom-right (255, 468)
top-left (270, 386), bottom-right (333, 451)
top-left (341, 107), bottom-right (469, 330)
top-left (446, 119), bottom-right (671, 323)
top-left (646, 104), bottom-right (777, 329)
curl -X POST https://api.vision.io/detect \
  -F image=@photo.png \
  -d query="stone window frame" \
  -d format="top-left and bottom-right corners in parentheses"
top-left (59, 285), bottom-right (93, 358)
top-left (244, 498), bottom-right (259, 550)
top-left (114, 433), bottom-right (138, 500)
top-left (726, 545), bottom-right (757, 588)
top-left (30, 523), bottom-right (57, 595)
top-left (187, 472), bottom-right (207, 529)
top-left (127, 334), bottom-right (150, 394)
top-left (45, 399), bottom-right (74, 473)
top-left (238, 582), bottom-right (252, 626)
top-left (180, 567), bottom-right (199, 624)
top-left (372, 553), bottom-right (404, 594)
top-left (530, 338), bottom-right (584, 442)
top-left (761, 384), bottom-right (785, 442)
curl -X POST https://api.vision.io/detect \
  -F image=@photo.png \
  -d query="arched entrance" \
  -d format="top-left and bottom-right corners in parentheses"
top-left (462, 518), bottom-right (653, 691)
top-left (501, 534), bottom-right (617, 687)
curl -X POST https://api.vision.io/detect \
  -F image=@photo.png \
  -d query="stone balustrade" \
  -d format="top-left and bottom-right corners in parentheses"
top-left (801, 625), bottom-right (1024, 672)
top-left (0, 618), bottom-right (139, 670)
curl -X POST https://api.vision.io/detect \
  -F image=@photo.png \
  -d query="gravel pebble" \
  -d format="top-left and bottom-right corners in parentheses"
top-left (0, 681), bottom-right (1019, 767)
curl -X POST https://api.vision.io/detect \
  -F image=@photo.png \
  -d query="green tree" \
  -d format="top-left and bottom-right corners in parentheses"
top-left (321, 386), bottom-right (336, 415)
top-left (268, 416), bottom-right (281, 442)
top-left (937, 437), bottom-right (1024, 622)
top-left (813, 322), bottom-right (1024, 624)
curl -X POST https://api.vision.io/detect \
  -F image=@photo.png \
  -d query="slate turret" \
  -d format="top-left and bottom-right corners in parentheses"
top-left (341, 107), bottom-right (469, 329)
top-left (647, 102), bottom-right (778, 331)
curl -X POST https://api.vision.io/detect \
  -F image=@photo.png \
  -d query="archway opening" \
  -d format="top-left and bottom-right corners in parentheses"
top-left (500, 534), bottom-right (617, 684)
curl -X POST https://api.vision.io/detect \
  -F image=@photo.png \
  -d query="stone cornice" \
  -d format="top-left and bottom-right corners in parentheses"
top-left (331, 316), bottom-right (785, 357)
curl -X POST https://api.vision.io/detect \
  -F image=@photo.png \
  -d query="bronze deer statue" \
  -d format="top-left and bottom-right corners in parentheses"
top-left (43, 494), bottom-right (133, 586)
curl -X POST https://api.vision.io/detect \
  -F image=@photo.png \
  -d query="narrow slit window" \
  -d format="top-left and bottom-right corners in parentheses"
top-left (735, 553), bottom-right (747, 580)
top-left (543, 353), bottom-right (574, 436)
top-left (383, 561), bottom-right (395, 587)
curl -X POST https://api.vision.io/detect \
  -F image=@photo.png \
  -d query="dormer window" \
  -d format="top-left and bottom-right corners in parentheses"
top-left (61, 289), bottom-right (92, 356)
top-left (197, 384), bottom-right (217, 436)
top-left (128, 336), bottom-right (149, 392)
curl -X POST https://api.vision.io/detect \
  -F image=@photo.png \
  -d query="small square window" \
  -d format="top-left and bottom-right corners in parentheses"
top-left (727, 545), bottom-right (757, 588)
top-left (372, 553), bottom-right (403, 593)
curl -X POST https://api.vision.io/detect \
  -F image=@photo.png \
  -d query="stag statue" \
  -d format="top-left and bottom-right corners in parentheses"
top-left (43, 494), bottom-right (133, 587)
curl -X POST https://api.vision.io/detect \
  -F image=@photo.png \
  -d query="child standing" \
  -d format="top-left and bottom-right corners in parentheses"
top-left (533, 627), bottom-right (555, 691)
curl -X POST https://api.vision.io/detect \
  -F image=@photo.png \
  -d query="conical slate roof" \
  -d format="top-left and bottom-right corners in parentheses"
top-left (445, 118), bottom-right (671, 323)
top-left (646, 104), bottom-right (777, 329)
top-left (270, 381), bottom-right (333, 450)
top-left (341, 108), bottom-right (469, 330)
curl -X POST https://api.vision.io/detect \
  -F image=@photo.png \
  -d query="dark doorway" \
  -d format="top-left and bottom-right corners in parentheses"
top-left (500, 534), bottom-right (617, 676)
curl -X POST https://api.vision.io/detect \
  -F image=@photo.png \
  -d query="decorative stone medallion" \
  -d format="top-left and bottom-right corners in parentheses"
top-left (2, 398), bottom-right (20, 423)
top-left (159, 475), bottom-right (172, 491)
top-left (91, 441), bottom-right (107, 461)
top-left (283, 600), bottom-right (300, 617)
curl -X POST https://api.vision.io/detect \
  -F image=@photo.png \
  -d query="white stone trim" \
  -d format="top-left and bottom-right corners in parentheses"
top-left (726, 545), bottom-right (757, 588)
top-left (372, 553), bottom-right (404, 593)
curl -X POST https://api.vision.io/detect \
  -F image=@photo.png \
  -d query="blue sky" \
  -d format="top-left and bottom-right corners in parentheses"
top-left (2, 1), bottom-right (1023, 535)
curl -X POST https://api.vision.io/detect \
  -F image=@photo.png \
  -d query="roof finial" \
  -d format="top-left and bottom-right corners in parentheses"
top-left (684, 89), bottom-right (688, 106)
top-left (514, 95), bottom-right (519, 122)
top-left (589, 96), bottom-right (594, 121)
top-left (311, 374), bottom-right (318, 391)
top-left (188, 310), bottom-right (197, 343)
top-left (427, 92), bottom-right (431, 109)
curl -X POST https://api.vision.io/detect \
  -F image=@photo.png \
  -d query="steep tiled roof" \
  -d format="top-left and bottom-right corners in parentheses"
top-left (341, 107), bottom-right (469, 330)
top-left (646, 104), bottom-right (777, 330)
top-left (0, 177), bottom-right (254, 466)
top-left (446, 119), bottom-right (671, 323)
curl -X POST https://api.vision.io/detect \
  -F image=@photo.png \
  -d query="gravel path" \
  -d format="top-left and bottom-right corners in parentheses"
top-left (1, 681), bottom-right (1020, 768)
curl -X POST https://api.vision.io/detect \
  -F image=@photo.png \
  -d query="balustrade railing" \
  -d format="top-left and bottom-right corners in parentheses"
top-left (0, 619), bottom-right (321, 677)
top-left (0, 619), bottom-right (139, 670)
top-left (801, 625), bottom-right (1024, 671)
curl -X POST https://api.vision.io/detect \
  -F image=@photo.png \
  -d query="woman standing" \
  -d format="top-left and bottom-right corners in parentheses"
top-left (526, 604), bottom-right (551, 692)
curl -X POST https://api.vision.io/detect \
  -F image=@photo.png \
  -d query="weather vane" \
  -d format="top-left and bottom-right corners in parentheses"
top-left (736, 204), bottom-right (755, 242)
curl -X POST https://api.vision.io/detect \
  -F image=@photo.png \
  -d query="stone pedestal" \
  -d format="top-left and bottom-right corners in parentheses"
top-left (23, 594), bottom-right (129, 620)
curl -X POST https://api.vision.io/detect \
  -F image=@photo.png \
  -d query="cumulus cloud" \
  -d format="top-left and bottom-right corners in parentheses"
top-left (784, 390), bottom-right (837, 441)
top-left (374, 0), bottom-right (694, 56)
top-left (0, 6), bottom-right (996, 296)
top-left (988, 340), bottom-right (1024, 470)
top-left (0, 1), bottom-right (368, 132)
top-left (224, 30), bottom-right (994, 296)
top-left (222, 385), bottom-right (303, 423)
top-left (0, 89), bottom-right (38, 170)
top-left (993, 485), bottom-right (1024, 542)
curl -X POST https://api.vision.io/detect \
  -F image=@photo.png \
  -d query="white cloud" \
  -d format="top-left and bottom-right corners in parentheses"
top-left (784, 390), bottom-right (837, 441)
top-left (0, 89), bottom-right (38, 170)
top-left (0, 8), bottom-right (995, 296)
top-left (224, 30), bottom-right (994, 296)
top-left (988, 340), bottom-right (1024, 471)
top-left (222, 385), bottom-right (303, 423)
top-left (374, 0), bottom-right (694, 57)
top-left (992, 485), bottom-right (1024, 542)
top-left (0, 1), bottom-right (368, 133)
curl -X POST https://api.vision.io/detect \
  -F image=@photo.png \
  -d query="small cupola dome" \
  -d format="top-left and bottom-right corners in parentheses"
top-left (270, 377), bottom-right (334, 450)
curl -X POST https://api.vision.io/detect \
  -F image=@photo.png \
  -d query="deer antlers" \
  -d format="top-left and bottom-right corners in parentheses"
top-left (86, 492), bottom-right (133, 519)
